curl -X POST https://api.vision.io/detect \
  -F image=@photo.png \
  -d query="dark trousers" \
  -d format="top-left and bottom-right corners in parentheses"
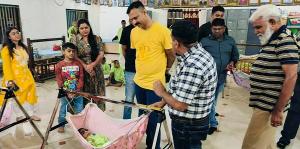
top-left (135, 83), bottom-right (161, 149)
top-left (171, 114), bottom-right (209, 149)
top-left (279, 76), bottom-right (300, 144)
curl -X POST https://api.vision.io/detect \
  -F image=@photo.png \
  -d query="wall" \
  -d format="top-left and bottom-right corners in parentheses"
top-left (0, 0), bottom-right (100, 48)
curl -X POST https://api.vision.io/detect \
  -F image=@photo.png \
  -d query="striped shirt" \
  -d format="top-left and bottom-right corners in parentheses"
top-left (250, 26), bottom-right (299, 112)
top-left (168, 43), bottom-right (217, 119)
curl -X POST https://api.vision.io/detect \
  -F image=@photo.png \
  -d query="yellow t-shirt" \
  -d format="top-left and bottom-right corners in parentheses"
top-left (131, 22), bottom-right (172, 90)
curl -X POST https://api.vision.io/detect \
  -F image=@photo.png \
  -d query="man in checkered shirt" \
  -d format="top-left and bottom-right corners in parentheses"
top-left (152, 20), bottom-right (217, 149)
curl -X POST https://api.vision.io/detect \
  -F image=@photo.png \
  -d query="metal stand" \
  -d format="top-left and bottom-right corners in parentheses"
top-left (40, 88), bottom-right (73, 149)
top-left (0, 87), bottom-right (44, 141)
top-left (152, 111), bottom-right (173, 149)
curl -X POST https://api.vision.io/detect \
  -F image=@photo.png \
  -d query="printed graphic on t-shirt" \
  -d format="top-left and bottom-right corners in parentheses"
top-left (62, 66), bottom-right (80, 91)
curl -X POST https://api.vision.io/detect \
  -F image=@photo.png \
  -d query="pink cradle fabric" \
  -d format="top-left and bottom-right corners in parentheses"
top-left (0, 101), bottom-right (13, 128)
top-left (232, 69), bottom-right (250, 91)
top-left (66, 103), bottom-right (149, 149)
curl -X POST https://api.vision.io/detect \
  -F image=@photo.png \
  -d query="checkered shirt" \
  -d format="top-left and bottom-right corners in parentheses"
top-left (168, 43), bottom-right (217, 119)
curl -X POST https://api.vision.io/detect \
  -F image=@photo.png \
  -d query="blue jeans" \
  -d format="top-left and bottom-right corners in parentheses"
top-left (58, 96), bottom-right (83, 127)
top-left (209, 81), bottom-right (225, 128)
top-left (171, 115), bottom-right (209, 149)
top-left (123, 71), bottom-right (136, 119)
top-left (279, 76), bottom-right (300, 144)
top-left (135, 83), bottom-right (161, 149)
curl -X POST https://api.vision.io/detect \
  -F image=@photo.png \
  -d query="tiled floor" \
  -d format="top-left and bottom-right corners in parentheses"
top-left (0, 54), bottom-right (299, 149)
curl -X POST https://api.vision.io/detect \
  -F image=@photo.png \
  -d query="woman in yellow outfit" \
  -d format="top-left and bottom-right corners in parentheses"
top-left (0, 27), bottom-right (40, 121)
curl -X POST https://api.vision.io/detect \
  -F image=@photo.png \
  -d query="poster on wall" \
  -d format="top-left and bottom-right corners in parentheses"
top-left (148, 0), bottom-right (155, 7)
top-left (227, 0), bottom-right (238, 5)
top-left (156, 0), bottom-right (164, 7)
top-left (172, 0), bottom-right (181, 6)
top-left (238, 0), bottom-right (247, 5)
top-left (217, 0), bottom-right (227, 5)
top-left (260, 0), bottom-right (270, 4)
top-left (163, 0), bottom-right (171, 6)
top-left (190, 0), bottom-right (199, 6)
top-left (249, 0), bottom-right (259, 5)
top-left (207, 0), bottom-right (217, 6)
top-left (124, 0), bottom-right (131, 6)
top-left (199, 0), bottom-right (207, 7)
top-left (181, 0), bottom-right (189, 6)
top-left (282, 0), bottom-right (293, 4)
top-left (271, 0), bottom-right (281, 4)
top-left (294, 0), bottom-right (300, 4)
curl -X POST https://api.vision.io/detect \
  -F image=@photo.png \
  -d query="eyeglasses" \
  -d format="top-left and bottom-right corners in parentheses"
top-left (10, 31), bottom-right (21, 36)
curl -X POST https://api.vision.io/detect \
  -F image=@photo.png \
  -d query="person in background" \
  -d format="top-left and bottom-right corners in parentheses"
top-left (0, 27), bottom-right (41, 121)
top-left (106, 60), bottom-right (124, 87)
top-left (119, 19), bottom-right (136, 119)
top-left (242, 4), bottom-right (299, 149)
top-left (152, 20), bottom-right (217, 149)
top-left (112, 20), bottom-right (127, 60)
top-left (127, 1), bottom-right (175, 148)
top-left (70, 19), bottom-right (106, 111)
top-left (55, 42), bottom-right (84, 133)
top-left (201, 18), bottom-right (239, 135)
top-left (68, 21), bottom-right (77, 40)
top-left (102, 57), bottom-right (111, 77)
top-left (198, 5), bottom-right (228, 42)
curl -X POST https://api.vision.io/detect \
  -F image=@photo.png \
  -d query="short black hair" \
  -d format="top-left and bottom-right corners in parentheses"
top-left (171, 20), bottom-right (199, 47)
top-left (62, 42), bottom-right (77, 51)
top-left (78, 128), bottom-right (88, 136)
top-left (211, 18), bottom-right (225, 27)
top-left (212, 6), bottom-right (225, 14)
top-left (121, 20), bottom-right (126, 23)
top-left (127, 1), bottom-right (144, 14)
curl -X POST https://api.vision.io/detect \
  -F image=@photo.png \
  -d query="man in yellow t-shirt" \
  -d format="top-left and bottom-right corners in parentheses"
top-left (127, 1), bottom-right (175, 149)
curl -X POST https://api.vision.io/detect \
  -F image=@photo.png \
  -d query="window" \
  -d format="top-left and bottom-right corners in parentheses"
top-left (66, 9), bottom-right (88, 30)
top-left (0, 4), bottom-right (21, 44)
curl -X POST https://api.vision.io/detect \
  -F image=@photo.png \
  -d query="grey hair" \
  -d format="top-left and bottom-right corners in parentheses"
top-left (249, 4), bottom-right (281, 23)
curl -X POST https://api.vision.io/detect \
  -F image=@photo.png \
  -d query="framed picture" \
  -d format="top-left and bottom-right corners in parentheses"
top-left (199, 0), bottom-right (207, 7)
top-left (156, 0), bottom-right (164, 7)
top-left (190, 0), bottom-right (199, 6)
top-left (207, 0), bottom-right (217, 6)
top-left (148, 0), bottom-right (155, 7)
top-left (227, 0), bottom-right (238, 5)
top-left (260, 0), bottom-right (270, 4)
top-left (163, 0), bottom-right (171, 6)
top-left (282, 0), bottom-right (293, 4)
top-left (172, 0), bottom-right (181, 6)
top-left (238, 0), bottom-right (248, 5)
top-left (181, 0), bottom-right (189, 6)
top-left (271, 0), bottom-right (281, 4)
top-left (249, 0), bottom-right (259, 5)
top-left (87, 0), bottom-right (92, 4)
top-left (217, 0), bottom-right (227, 5)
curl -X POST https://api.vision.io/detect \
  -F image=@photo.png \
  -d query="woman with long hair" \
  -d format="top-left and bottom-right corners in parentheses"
top-left (0, 27), bottom-right (41, 121)
top-left (70, 19), bottom-right (106, 110)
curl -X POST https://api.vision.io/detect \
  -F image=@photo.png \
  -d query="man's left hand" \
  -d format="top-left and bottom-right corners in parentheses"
top-left (226, 61), bottom-right (234, 71)
top-left (153, 80), bottom-right (166, 97)
top-left (271, 110), bottom-right (283, 127)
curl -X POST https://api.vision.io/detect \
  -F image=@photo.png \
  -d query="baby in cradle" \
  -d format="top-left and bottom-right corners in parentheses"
top-left (78, 128), bottom-right (110, 147)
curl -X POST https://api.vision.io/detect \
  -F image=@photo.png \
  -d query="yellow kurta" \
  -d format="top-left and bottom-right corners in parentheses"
top-left (0, 46), bottom-right (38, 105)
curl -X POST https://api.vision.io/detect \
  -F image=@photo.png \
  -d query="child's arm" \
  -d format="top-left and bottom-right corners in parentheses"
top-left (77, 61), bottom-right (84, 91)
top-left (55, 62), bottom-right (64, 88)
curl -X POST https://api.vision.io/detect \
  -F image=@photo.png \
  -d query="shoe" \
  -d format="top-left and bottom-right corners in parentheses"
top-left (208, 127), bottom-right (217, 135)
top-left (57, 127), bottom-right (65, 133)
top-left (277, 140), bottom-right (290, 149)
top-left (30, 115), bottom-right (41, 121)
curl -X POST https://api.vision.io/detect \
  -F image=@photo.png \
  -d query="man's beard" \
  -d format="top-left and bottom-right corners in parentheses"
top-left (257, 25), bottom-right (274, 45)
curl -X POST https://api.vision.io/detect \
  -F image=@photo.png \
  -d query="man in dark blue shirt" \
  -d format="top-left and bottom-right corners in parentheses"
top-left (201, 18), bottom-right (239, 135)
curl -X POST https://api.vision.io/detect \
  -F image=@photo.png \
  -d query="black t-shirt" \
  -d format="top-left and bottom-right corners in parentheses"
top-left (119, 24), bottom-right (136, 72)
top-left (198, 22), bottom-right (229, 42)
